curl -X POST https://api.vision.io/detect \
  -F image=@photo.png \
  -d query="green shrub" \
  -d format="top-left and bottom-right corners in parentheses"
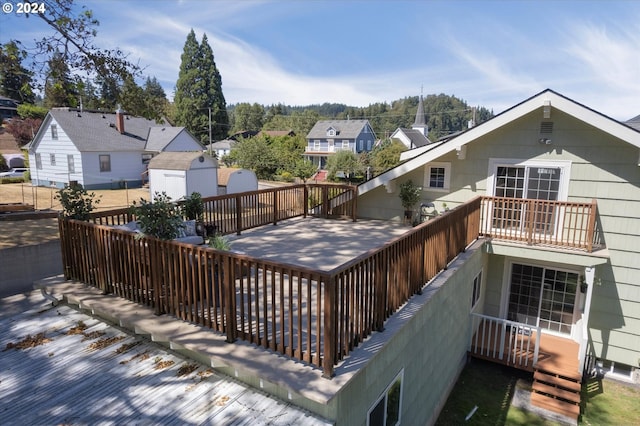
top-left (180, 192), bottom-right (204, 221)
top-left (55, 184), bottom-right (101, 220)
top-left (130, 192), bottom-right (182, 240)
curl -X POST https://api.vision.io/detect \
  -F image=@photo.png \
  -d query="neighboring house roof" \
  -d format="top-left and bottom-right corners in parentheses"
top-left (360, 89), bottom-right (640, 196)
top-left (209, 139), bottom-right (235, 150)
top-left (148, 151), bottom-right (216, 170)
top-left (217, 167), bottom-right (238, 186)
top-left (0, 296), bottom-right (330, 425)
top-left (145, 126), bottom-right (199, 152)
top-left (257, 130), bottom-right (296, 137)
top-left (391, 128), bottom-right (431, 148)
top-left (626, 114), bottom-right (640, 131)
top-left (306, 120), bottom-right (372, 139)
top-left (30, 108), bottom-right (166, 153)
top-left (228, 130), bottom-right (258, 140)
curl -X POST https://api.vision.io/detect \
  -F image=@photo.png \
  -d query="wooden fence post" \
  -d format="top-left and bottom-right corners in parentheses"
top-left (273, 189), bottom-right (278, 226)
top-left (373, 251), bottom-right (387, 332)
top-left (322, 275), bottom-right (337, 378)
top-left (235, 194), bottom-right (242, 235)
top-left (224, 254), bottom-right (237, 343)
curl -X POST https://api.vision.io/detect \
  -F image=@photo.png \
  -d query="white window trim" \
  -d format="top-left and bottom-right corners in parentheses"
top-left (367, 369), bottom-right (404, 426)
top-left (486, 158), bottom-right (572, 200)
top-left (499, 258), bottom-right (583, 338)
top-left (424, 162), bottom-right (451, 192)
top-left (471, 270), bottom-right (483, 311)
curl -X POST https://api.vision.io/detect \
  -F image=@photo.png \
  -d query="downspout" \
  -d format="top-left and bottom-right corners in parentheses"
top-left (578, 266), bottom-right (596, 374)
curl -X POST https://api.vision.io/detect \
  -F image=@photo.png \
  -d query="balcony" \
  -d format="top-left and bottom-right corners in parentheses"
top-left (479, 196), bottom-right (599, 252)
top-left (305, 145), bottom-right (354, 154)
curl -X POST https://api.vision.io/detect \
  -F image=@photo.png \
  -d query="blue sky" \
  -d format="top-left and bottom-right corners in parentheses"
top-left (1, 0), bottom-right (639, 120)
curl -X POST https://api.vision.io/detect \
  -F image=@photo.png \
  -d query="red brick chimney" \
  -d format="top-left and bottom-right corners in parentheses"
top-left (115, 107), bottom-right (125, 134)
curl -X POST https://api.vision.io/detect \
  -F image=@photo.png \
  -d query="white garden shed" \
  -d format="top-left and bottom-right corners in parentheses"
top-left (148, 152), bottom-right (218, 202)
top-left (217, 168), bottom-right (258, 195)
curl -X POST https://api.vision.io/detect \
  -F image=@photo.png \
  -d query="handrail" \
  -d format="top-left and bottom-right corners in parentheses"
top-left (62, 195), bottom-right (482, 378)
top-left (479, 196), bottom-right (599, 252)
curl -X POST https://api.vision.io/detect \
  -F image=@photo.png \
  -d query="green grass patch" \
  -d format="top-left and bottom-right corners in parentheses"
top-left (435, 359), bottom-right (640, 425)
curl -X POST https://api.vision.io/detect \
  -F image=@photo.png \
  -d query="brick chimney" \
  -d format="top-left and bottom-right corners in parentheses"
top-left (115, 107), bottom-right (125, 134)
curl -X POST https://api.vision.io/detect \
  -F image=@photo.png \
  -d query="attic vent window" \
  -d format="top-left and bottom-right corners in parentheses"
top-left (540, 122), bottom-right (553, 134)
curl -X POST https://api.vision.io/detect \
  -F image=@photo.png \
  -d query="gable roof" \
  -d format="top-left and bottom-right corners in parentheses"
top-left (145, 126), bottom-right (200, 152)
top-left (391, 127), bottom-right (431, 148)
top-left (360, 89), bottom-right (640, 196)
top-left (627, 114), bottom-right (640, 131)
top-left (31, 108), bottom-right (166, 153)
top-left (306, 119), bottom-right (372, 139)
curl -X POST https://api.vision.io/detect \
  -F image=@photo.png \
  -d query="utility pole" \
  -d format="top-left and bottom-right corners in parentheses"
top-left (208, 107), bottom-right (212, 156)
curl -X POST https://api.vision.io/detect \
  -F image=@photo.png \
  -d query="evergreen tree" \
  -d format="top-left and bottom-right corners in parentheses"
top-left (174, 30), bottom-right (228, 143)
top-left (43, 51), bottom-right (78, 107)
top-left (143, 76), bottom-right (168, 120)
top-left (0, 41), bottom-right (34, 103)
top-left (119, 75), bottom-right (146, 117)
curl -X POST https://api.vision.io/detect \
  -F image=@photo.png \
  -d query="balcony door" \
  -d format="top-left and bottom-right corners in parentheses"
top-left (507, 263), bottom-right (579, 335)
top-left (488, 160), bottom-right (569, 236)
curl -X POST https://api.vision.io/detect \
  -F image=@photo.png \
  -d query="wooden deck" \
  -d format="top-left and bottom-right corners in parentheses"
top-left (469, 318), bottom-right (580, 376)
top-left (469, 316), bottom-right (582, 420)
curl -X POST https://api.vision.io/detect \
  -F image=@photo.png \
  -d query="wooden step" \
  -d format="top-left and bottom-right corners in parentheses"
top-left (534, 370), bottom-right (582, 392)
top-left (532, 381), bottom-right (581, 403)
top-left (531, 391), bottom-right (580, 419)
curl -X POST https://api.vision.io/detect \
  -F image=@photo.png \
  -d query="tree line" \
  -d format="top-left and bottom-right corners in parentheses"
top-left (0, 0), bottom-right (493, 182)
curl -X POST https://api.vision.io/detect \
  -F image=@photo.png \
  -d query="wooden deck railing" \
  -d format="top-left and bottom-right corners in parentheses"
top-left (59, 196), bottom-right (481, 378)
top-left (87, 184), bottom-right (357, 234)
top-left (480, 197), bottom-right (598, 252)
top-left (469, 313), bottom-right (541, 370)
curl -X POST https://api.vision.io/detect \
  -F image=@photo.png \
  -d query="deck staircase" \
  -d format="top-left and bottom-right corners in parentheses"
top-left (469, 315), bottom-right (582, 421)
top-left (531, 364), bottom-right (581, 421)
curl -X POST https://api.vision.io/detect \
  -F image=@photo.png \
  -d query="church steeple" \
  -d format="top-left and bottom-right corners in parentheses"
top-left (412, 92), bottom-right (428, 137)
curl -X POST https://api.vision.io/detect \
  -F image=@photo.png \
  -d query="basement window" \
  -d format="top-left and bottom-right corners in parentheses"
top-left (368, 370), bottom-right (403, 426)
top-left (595, 359), bottom-right (635, 382)
top-left (471, 270), bottom-right (483, 310)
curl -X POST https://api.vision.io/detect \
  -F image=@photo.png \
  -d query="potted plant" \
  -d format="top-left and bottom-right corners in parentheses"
top-left (398, 180), bottom-right (422, 222)
top-left (181, 192), bottom-right (204, 221)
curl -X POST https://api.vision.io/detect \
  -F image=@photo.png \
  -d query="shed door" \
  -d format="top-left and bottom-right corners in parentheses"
top-left (164, 173), bottom-right (185, 201)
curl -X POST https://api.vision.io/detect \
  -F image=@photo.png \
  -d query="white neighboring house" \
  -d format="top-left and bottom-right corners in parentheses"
top-left (389, 94), bottom-right (432, 149)
top-left (27, 108), bottom-right (203, 189)
top-left (148, 152), bottom-right (218, 202)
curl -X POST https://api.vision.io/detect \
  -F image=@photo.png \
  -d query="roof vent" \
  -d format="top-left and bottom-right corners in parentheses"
top-left (540, 122), bottom-right (553, 134)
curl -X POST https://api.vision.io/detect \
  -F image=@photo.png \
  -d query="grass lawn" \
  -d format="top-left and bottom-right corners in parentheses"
top-left (435, 358), bottom-right (640, 426)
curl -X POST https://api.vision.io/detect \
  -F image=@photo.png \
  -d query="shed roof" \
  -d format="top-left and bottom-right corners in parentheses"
top-left (0, 292), bottom-right (330, 425)
top-left (217, 167), bottom-right (255, 186)
top-left (148, 151), bottom-right (217, 170)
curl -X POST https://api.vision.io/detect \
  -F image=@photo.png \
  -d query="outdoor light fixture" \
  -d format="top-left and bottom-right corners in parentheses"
top-left (538, 138), bottom-right (552, 145)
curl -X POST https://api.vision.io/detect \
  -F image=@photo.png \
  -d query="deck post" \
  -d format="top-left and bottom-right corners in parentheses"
top-left (586, 199), bottom-right (597, 252)
top-left (273, 189), bottom-right (278, 226)
top-left (235, 194), bottom-right (242, 235)
top-left (224, 254), bottom-right (237, 343)
top-left (322, 275), bottom-right (337, 378)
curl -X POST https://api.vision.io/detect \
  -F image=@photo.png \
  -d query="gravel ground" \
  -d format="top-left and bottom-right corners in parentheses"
top-left (0, 183), bottom-right (150, 249)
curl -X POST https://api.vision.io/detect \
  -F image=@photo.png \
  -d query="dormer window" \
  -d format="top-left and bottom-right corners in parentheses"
top-left (326, 127), bottom-right (338, 137)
